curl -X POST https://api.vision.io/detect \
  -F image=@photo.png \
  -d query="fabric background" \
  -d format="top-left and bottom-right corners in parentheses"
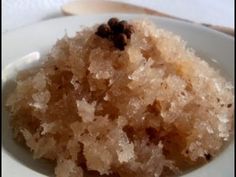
top-left (2, 0), bottom-right (234, 33)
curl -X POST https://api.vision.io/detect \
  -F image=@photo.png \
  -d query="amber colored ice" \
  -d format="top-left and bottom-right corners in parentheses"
top-left (6, 20), bottom-right (234, 177)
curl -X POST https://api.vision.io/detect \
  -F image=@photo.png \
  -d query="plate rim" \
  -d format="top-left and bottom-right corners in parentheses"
top-left (2, 13), bottom-right (234, 177)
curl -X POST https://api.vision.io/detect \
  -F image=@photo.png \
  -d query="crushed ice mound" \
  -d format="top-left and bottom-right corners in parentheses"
top-left (6, 19), bottom-right (234, 177)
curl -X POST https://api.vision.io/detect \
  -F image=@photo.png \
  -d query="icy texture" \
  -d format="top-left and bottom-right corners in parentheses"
top-left (6, 20), bottom-right (234, 177)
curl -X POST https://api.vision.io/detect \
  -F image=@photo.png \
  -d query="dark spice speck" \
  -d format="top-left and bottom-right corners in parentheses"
top-left (204, 153), bottom-right (212, 161)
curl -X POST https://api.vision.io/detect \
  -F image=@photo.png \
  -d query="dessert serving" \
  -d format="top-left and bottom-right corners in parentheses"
top-left (6, 18), bottom-right (234, 177)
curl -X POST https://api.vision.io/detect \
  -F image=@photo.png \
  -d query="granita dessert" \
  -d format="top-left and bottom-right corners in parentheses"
top-left (6, 18), bottom-right (234, 177)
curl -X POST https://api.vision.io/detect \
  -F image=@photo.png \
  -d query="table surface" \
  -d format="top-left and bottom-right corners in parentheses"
top-left (2, 0), bottom-right (234, 33)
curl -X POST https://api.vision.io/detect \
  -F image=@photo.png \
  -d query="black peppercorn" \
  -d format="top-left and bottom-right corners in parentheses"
top-left (95, 24), bottom-right (111, 38)
top-left (95, 18), bottom-right (135, 50)
top-left (113, 33), bottom-right (127, 50)
top-left (114, 20), bottom-right (128, 33)
top-left (108, 17), bottom-right (119, 31)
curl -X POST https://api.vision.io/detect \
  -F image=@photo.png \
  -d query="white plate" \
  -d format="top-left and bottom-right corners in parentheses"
top-left (2, 14), bottom-right (234, 177)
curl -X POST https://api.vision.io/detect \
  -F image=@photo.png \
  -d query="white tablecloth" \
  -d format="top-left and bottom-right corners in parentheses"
top-left (3, 0), bottom-right (234, 33)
